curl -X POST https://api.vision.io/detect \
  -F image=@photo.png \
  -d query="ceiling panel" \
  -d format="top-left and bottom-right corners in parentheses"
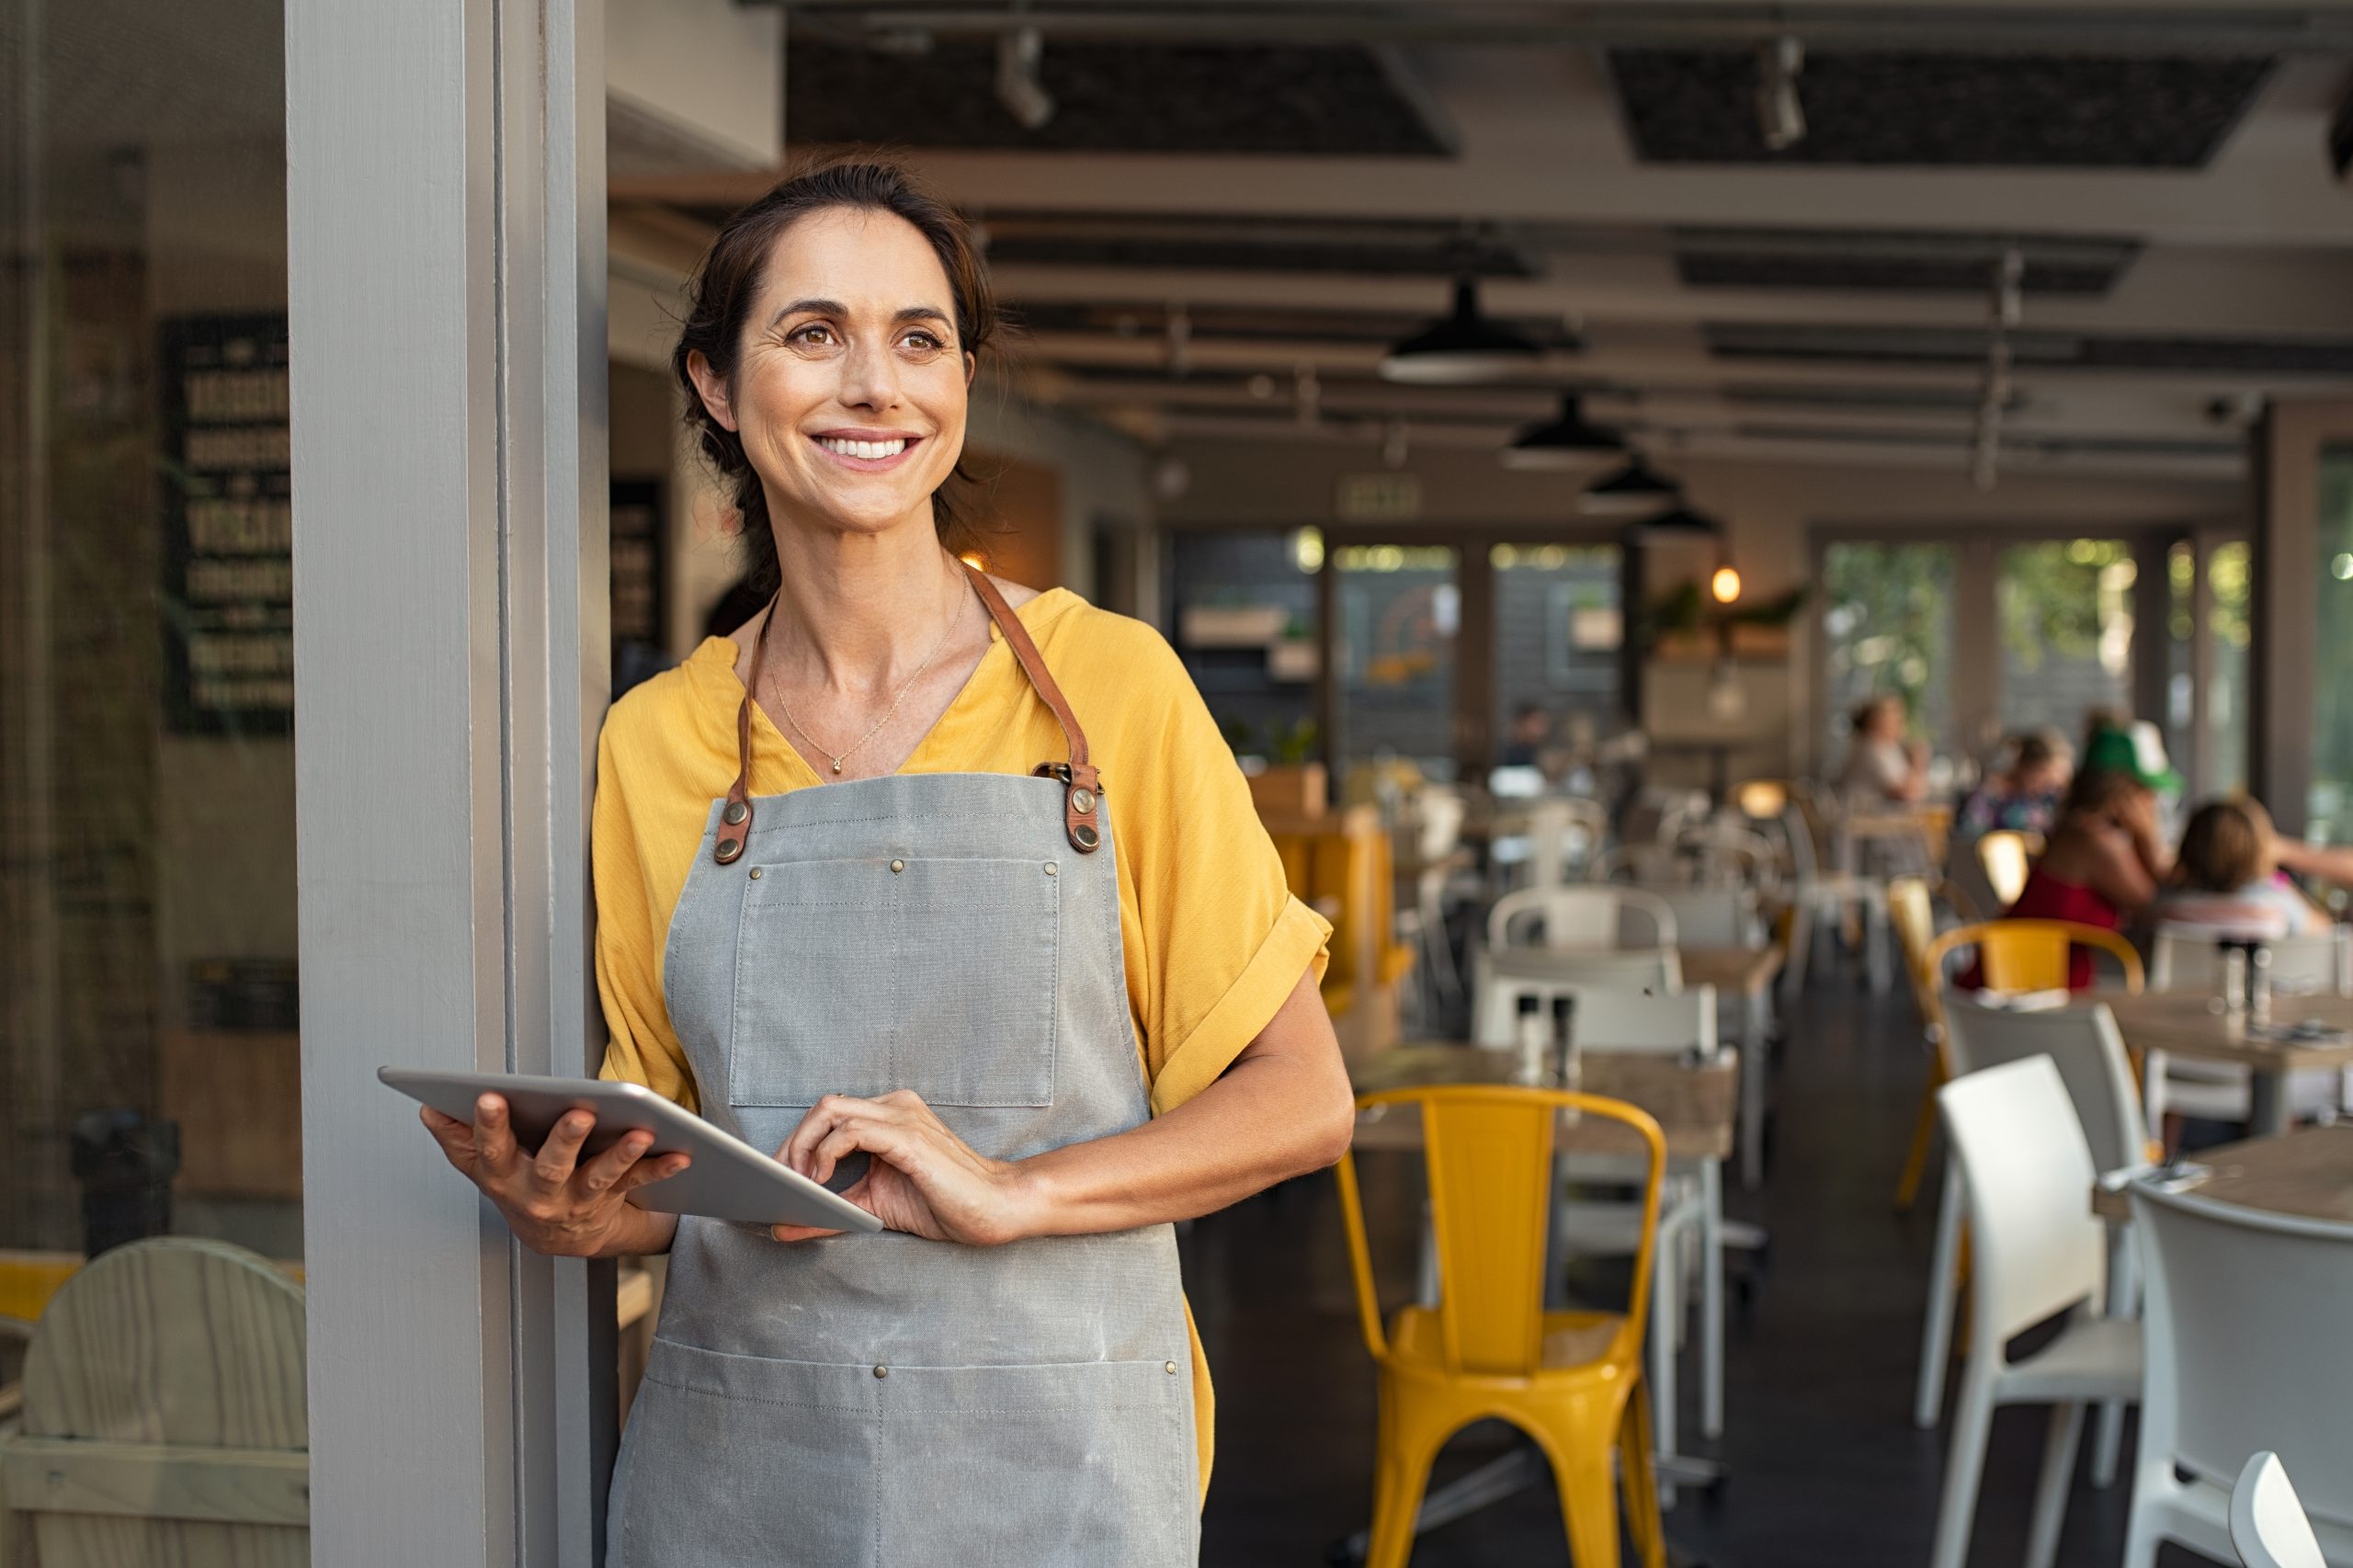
top-left (1671, 227), bottom-right (2140, 295)
top-left (1706, 322), bottom-right (2353, 374)
top-left (1609, 50), bottom-right (2273, 167)
top-left (977, 212), bottom-right (1535, 277)
top-left (785, 36), bottom-right (1452, 155)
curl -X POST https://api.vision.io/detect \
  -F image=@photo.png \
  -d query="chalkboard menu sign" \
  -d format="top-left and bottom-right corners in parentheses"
top-left (162, 313), bottom-right (292, 734)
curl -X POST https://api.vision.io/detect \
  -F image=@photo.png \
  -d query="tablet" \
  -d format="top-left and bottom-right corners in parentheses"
top-left (379, 1068), bottom-right (883, 1233)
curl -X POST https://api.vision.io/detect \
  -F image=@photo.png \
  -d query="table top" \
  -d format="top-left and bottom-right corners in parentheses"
top-left (2096, 989), bottom-right (2353, 1072)
top-left (1679, 945), bottom-right (1785, 996)
top-left (2091, 1123), bottom-right (2353, 1225)
top-left (1349, 1042), bottom-right (1738, 1161)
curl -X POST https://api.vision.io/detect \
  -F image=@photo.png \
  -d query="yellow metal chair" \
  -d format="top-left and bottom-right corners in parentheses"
top-left (1336, 1085), bottom-right (1668, 1568)
top-left (1892, 918), bottom-right (2145, 1213)
top-left (1975, 830), bottom-right (2038, 908)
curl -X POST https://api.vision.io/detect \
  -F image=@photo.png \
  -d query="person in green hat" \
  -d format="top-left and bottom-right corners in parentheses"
top-left (1996, 720), bottom-right (2177, 986)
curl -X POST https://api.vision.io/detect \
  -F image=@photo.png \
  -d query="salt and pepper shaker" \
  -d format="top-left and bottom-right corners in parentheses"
top-left (2249, 942), bottom-right (2274, 1027)
top-left (1513, 994), bottom-right (1550, 1086)
top-left (2219, 943), bottom-right (2248, 1020)
top-left (1551, 994), bottom-right (1581, 1124)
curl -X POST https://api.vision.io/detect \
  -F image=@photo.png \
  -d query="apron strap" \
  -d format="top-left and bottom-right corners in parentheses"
top-left (963, 563), bottom-right (1102, 855)
top-left (711, 562), bottom-right (1102, 866)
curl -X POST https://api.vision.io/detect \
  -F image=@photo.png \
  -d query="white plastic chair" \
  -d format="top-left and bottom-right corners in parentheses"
top-left (2233, 1452), bottom-right (2328, 1568)
top-left (2147, 924), bottom-right (2352, 1124)
top-left (1474, 975), bottom-right (1727, 1467)
top-left (1929, 1057), bottom-right (2143, 1568)
top-left (2125, 1184), bottom-right (2353, 1568)
top-left (1488, 884), bottom-right (1677, 953)
top-left (1917, 994), bottom-right (2148, 1490)
top-left (1778, 794), bottom-right (1893, 998)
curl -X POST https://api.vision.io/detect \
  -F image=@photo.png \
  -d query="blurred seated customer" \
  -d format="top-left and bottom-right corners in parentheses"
top-left (1500, 702), bottom-right (1552, 768)
top-left (1836, 694), bottom-right (1929, 804)
top-left (1954, 727), bottom-right (2071, 840)
top-left (2158, 797), bottom-right (2318, 937)
top-left (2005, 737), bottom-right (2176, 986)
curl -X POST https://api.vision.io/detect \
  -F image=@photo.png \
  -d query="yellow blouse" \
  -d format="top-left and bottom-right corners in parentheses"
top-left (592, 586), bottom-right (1332, 1493)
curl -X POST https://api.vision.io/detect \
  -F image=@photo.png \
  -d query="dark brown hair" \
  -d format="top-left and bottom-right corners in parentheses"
top-left (2176, 797), bottom-right (2276, 892)
top-left (2063, 765), bottom-right (2151, 820)
top-left (672, 158), bottom-right (998, 595)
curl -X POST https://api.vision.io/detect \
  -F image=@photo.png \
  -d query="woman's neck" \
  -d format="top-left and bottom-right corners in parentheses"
top-left (763, 515), bottom-right (960, 692)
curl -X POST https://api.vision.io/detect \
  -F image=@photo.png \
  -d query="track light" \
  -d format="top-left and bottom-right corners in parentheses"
top-left (1756, 36), bottom-right (1806, 153)
top-left (1500, 394), bottom-right (1622, 471)
top-left (1381, 278), bottom-right (1544, 384)
top-left (995, 27), bottom-right (1055, 131)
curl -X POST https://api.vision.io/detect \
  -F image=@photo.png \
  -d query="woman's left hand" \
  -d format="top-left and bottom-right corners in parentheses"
top-left (772, 1091), bottom-right (1031, 1246)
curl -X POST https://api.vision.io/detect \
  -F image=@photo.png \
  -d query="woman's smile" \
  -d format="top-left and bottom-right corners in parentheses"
top-left (810, 427), bottom-right (924, 472)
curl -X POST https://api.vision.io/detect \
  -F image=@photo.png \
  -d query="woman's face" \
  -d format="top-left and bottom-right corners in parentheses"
top-left (1865, 700), bottom-right (1903, 741)
top-left (692, 208), bottom-right (972, 543)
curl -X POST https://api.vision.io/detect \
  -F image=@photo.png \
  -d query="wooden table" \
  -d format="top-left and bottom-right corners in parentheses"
top-left (1681, 946), bottom-right (1785, 1188)
top-left (2093, 1123), bottom-right (2353, 1225)
top-left (2097, 991), bottom-right (2353, 1136)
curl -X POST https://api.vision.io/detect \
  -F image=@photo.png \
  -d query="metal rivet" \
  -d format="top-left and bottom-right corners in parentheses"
top-left (748, 867), bottom-right (762, 880)
top-left (722, 801), bottom-right (748, 825)
top-left (1074, 824), bottom-right (1100, 850)
top-left (890, 858), bottom-right (905, 873)
top-left (716, 839), bottom-right (741, 863)
top-left (872, 1364), bottom-right (889, 1379)
top-left (1164, 1360), bottom-right (1178, 1375)
top-left (1072, 787), bottom-right (1097, 814)
top-left (1043, 862), bottom-right (1058, 877)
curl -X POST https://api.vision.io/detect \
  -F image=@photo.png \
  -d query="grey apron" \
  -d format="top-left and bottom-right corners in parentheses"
top-left (608, 568), bottom-right (1199, 1567)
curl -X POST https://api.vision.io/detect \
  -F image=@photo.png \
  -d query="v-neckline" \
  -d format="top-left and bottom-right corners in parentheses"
top-left (720, 587), bottom-right (1064, 788)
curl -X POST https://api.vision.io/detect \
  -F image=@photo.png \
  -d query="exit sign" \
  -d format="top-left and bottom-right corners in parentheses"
top-left (1335, 472), bottom-right (1422, 522)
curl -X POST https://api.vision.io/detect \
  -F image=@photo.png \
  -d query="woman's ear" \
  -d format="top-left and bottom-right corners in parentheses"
top-left (963, 350), bottom-right (978, 387)
top-left (686, 349), bottom-right (740, 433)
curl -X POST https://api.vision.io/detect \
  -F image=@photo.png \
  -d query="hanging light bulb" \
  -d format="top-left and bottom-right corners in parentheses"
top-left (1500, 393), bottom-right (1623, 471)
top-left (1579, 452), bottom-right (1680, 515)
top-left (1711, 565), bottom-right (1743, 603)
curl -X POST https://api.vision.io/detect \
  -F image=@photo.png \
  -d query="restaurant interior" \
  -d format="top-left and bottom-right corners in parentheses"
top-left (8, 0), bottom-right (2353, 1563)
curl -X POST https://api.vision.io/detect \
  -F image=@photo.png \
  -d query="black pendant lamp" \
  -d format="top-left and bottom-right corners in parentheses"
top-left (1380, 278), bottom-right (1544, 385)
top-left (1500, 394), bottom-right (1623, 471)
top-left (1631, 502), bottom-right (1722, 540)
top-left (1578, 452), bottom-right (1680, 515)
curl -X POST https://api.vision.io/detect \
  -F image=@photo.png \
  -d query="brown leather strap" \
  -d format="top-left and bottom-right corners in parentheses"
top-left (963, 563), bottom-right (1102, 854)
top-left (712, 562), bottom-right (1102, 864)
top-left (711, 595), bottom-right (781, 865)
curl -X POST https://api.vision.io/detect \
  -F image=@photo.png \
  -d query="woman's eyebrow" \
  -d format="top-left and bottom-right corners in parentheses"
top-left (765, 299), bottom-right (953, 331)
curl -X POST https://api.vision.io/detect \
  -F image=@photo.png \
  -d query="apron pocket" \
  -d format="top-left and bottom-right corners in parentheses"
top-left (731, 856), bottom-right (1060, 1109)
top-left (610, 1337), bottom-right (881, 1568)
top-left (872, 1358), bottom-right (1197, 1568)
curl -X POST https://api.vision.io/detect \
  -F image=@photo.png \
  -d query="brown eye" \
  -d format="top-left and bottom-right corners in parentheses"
top-left (788, 323), bottom-right (836, 347)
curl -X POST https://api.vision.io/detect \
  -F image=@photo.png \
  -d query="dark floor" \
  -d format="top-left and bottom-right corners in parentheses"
top-left (1180, 981), bottom-right (2214, 1567)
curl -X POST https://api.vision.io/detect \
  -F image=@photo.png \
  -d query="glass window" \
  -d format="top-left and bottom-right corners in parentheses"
top-left (2206, 540), bottom-right (2251, 797)
top-left (1821, 542), bottom-right (1956, 763)
top-left (2309, 448), bottom-right (2353, 837)
top-left (1167, 529), bottom-right (1321, 767)
top-left (1334, 543), bottom-right (1459, 783)
top-left (1, 0), bottom-right (299, 1307)
top-left (1997, 539), bottom-right (2136, 739)
top-left (1491, 542), bottom-right (1623, 771)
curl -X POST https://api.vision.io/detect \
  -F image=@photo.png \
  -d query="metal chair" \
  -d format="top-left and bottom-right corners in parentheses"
top-left (1336, 1085), bottom-right (1669, 1568)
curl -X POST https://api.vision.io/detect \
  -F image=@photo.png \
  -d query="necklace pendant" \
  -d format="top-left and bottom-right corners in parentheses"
top-left (831, 759), bottom-right (844, 774)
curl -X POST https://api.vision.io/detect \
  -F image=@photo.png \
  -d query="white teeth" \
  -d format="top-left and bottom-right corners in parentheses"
top-left (820, 437), bottom-right (907, 460)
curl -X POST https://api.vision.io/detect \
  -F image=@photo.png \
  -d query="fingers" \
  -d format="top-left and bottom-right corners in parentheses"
top-left (611, 1152), bottom-right (692, 1196)
top-left (420, 1106), bottom-right (477, 1171)
top-left (472, 1094), bottom-right (518, 1173)
top-left (531, 1111), bottom-right (594, 1189)
top-left (770, 1221), bottom-right (848, 1244)
top-left (575, 1130), bottom-right (654, 1194)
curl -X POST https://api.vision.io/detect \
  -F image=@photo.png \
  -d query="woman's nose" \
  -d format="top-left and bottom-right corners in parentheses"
top-left (834, 335), bottom-right (902, 410)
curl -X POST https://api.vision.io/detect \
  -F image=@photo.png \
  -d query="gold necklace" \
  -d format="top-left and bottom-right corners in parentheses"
top-left (768, 562), bottom-right (967, 776)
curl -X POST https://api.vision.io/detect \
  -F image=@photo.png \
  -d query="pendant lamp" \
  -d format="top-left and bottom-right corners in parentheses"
top-left (1380, 278), bottom-right (1543, 385)
top-left (1631, 502), bottom-right (1722, 540)
top-left (1578, 452), bottom-right (1679, 515)
top-left (1500, 394), bottom-right (1623, 471)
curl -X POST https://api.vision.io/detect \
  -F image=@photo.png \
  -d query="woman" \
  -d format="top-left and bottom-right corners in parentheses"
top-left (2006, 762), bottom-right (2171, 986)
top-left (2158, 797), bottom-right (2317, 937)
top-left (416, 162), bottom-right (1357, 1564)
top-left (1836, 694), bottom-right (1928, 804)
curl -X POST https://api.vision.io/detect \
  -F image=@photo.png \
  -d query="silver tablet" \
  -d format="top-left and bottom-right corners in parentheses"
top-left (379, 1068), bottom-right (883, 1233)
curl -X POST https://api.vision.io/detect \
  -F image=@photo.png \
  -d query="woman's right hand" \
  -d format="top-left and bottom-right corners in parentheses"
top-left (420, 1094), bottom-right (688, 1257)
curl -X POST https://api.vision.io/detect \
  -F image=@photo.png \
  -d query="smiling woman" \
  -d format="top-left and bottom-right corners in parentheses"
top-left (415, 159), bottom-right (1355, 1568)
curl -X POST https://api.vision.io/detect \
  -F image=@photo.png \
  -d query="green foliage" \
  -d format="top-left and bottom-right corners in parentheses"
top-left (1998, 539), bottom-right (2134, 672)
top-left (1823, 543), bottom-right (1951, 739)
